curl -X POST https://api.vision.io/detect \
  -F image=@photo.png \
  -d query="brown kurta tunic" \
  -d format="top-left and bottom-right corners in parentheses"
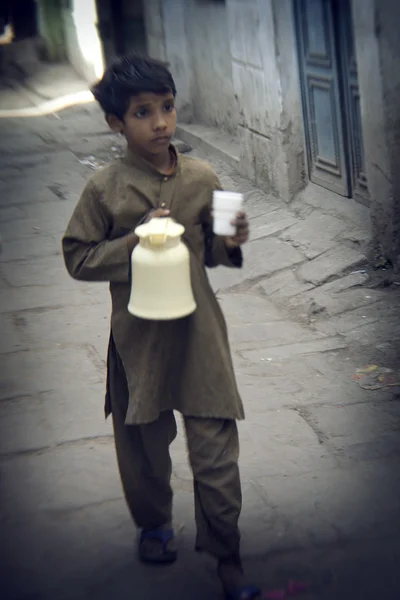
top-left (62, 147), bottom-right (245, 424)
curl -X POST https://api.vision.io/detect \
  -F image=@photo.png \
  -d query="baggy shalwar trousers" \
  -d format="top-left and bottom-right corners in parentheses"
top-left (108, 337), bottom-right (242, 560)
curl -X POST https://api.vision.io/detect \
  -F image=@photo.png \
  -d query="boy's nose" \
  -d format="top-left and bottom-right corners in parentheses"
top-left (154, 115), bottom-right (167, 131)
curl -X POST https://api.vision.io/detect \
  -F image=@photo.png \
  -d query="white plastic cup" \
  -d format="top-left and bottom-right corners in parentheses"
top-left (212, 191), bottom-right (243, 236)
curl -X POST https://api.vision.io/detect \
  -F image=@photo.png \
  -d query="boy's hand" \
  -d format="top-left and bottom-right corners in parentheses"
top-left (126, 209), bottom-right (171, 254)
top-left (144, 208), bottom-right (170, 222)
top-left (224, 211), bottom-right (249, 249)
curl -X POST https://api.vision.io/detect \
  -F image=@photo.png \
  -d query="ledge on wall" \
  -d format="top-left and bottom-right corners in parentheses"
top-left (175, 122), bottom-right (239, 170)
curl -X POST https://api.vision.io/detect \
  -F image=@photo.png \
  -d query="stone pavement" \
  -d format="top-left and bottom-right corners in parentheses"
top-left (1, 95), bottom-right (400, 600)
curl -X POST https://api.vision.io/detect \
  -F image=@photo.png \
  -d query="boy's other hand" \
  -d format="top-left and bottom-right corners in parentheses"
top-left (224, 211), bottom-right (249, 249)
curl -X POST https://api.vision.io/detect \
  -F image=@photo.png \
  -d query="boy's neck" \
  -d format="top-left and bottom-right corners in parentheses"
top-left (130, 146), bottom-right (173, 174)
top-left (151, 150), bottom-right (174, 173)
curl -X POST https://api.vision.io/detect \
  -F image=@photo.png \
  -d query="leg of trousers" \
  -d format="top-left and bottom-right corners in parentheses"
top-left (110, 348), bottom-right (242, 557)
top-left (110, 350), bottom-right (177, 530)
top-left (184, 416), bottom-right (242, 560)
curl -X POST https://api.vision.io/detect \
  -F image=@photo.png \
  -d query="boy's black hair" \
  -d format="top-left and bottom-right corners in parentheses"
top-left (91, 54), bottom-right (177, 121)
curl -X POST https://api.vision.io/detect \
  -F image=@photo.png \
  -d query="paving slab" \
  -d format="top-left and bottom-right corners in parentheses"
top-left (0, 179), bottom-right (62, 207)
top-left (339, 224), bottom-right (371, 247)
top-left (229, 320), bottom-right (324, 350)
top-left (207, 237), bottom-right (304, 291)
top-left (237, 373), bottom-right (309, 413)
top-left (0, 280), bottom-right (106, 312)
top-left (243, 191), bottom-right (283, 219)
top-left (288, 273), bottom-right (380, 318)
top-left (250, 209), bottom-right (297, 241)
top-left (301, 401), bottom-right (400, 456)
top-left (258, 268), bottom-right (315, 300)
top-left (0, 345), bottom-right (104, 401)
top-left (0, 216), bottom-right (54, 242)
top-left (257, 461), bottom-right (400, 546)
top-left (240, 336), bottom-right (347, 362)
top-left (280, 213), bottom-right (348, 259)
top-left (7, 302), bottom-right (110, 357)
top-left (289, 272), bottom-right (368, 303)
top-left (0, 385), bottom-right (112, 456)
top-left (315, 298), bottom-right (400, 344)
top-left (339, 318), bottom-right (400, 347)
top-left (293, 181), bottom-right (370, 230)
top-left (300, 289), bottom-right (382, 320)
top-left (296, 246), bottom-right (367, 286)
top-left (0, 254), bottom-right (74, 287)
top-left (0, 313), bottom-right (31, 354)
top-left (0, 149), bottom-right (89, 184)
top-left (0, 438), bottom-right (122, 518)
top-left (238, 408), bottom-right (339, 480)
top-left (19, 199), bottom-right (76, 231)
top-left (0, 205), bottom-right (25, 222)
top-left (233, 350), bottom-right (342, 384)
top-left (218, 292), bottom-right (283, 323)
top-left (0, 232), bottom-right (61, 261)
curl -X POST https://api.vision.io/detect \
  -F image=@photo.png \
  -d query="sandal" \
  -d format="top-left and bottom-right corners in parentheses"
top-left (138, 528), bottom-right (177, 564)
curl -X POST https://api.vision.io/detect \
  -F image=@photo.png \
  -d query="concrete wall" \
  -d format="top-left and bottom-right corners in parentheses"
top-left (62, 0), bottom-right (104, 83)
top-left (184, 0), bottom-right (238, 133)
top-left (144, 0), bottom-right (237, 130)
top-left (272, 0), bottom-right (306, 199)
top-left (352, 0), bottom-right (400, 270)
top-left (143, 0), bottom-right (167, 62)
top-left (227, 0), bottom-right (304, 200)
top-left (162, 0), bottom-right (193, 122)
top-left (377, 0), bottom-right (400, 271)
top-left (143, 0), bottom-right (304, 197)
top-left (143, 0), bottom-right (192, 120)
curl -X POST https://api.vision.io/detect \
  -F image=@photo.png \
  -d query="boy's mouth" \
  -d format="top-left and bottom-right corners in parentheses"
top-left (151, 135), bottom-right (171, 144)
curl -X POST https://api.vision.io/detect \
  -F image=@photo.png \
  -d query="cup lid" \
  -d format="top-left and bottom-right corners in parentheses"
top-left (213, 190), bottom-right (243, 200)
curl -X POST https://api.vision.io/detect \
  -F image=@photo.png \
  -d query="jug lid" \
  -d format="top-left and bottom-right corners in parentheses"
top-left (135, 217), bottom-right (184, 239)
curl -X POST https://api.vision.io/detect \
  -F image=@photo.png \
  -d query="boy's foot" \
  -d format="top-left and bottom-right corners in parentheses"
top-left (138, 526), bottom-right (177, 564)
top-left (218, 561), bottom-right (261, 600)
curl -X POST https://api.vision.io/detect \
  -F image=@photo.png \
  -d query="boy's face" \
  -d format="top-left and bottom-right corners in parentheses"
top-left (108, 91), bottom-right (176, 158)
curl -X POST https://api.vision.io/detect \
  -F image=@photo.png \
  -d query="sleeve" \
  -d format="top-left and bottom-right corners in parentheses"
top-left (62, 179), bottom-right (131, 283)
top-left (201, 174), bottom-right (243, 269)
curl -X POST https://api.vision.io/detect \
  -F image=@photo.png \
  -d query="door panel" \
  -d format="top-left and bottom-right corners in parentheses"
top-left (295, 0), bottom-right (349, 196)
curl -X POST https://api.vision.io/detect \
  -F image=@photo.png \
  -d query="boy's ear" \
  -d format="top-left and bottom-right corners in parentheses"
top-left (106, 114), bottom-right (124, 134)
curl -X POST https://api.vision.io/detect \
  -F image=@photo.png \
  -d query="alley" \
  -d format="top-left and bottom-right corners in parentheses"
top-left (1, 90), bottom-right (400, 600)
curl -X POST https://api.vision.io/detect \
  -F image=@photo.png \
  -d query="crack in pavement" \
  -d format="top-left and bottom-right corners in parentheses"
top-left (0, 434), bottom-right (114, 461)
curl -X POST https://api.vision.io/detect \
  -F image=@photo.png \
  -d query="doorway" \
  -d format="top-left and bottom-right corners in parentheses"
top-left (95, 0), bottom-right (147, 66)
top-left (294, 0), bottom-right (369, 204)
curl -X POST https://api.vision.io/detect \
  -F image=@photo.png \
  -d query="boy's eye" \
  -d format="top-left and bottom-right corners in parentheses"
top-left (164, 103), bottom-right (175, 113)
top-left (135, 108), bottom-right (148, 118)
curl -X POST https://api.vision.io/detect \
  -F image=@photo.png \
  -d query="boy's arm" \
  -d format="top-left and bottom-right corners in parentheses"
top-left (62, 179), bottom-right (134, 282)
top-left (202, 176), bottom-right (243, 269)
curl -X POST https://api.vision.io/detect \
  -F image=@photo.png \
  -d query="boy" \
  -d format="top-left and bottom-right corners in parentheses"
top-left (62, 55), bottom-right (260, 600)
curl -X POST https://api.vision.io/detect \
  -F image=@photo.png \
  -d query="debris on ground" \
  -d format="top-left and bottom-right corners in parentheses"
top-left (78, 155), bottom-right (104, 170)
top-left (353, 365), bottom-right (400, 390)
